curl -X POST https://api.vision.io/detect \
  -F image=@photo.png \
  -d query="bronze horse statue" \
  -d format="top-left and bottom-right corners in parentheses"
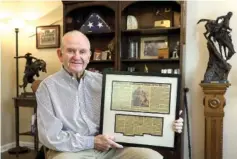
top-left (20, 59), bottom-right (47, 93)
top-left (197, 12), bottom-right (235, 60)
top-left (197, 12), bottom-right (236, 83)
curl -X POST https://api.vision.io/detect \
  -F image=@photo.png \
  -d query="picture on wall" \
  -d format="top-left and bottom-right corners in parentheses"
top-left (36, 25), bottom-right (60, 49)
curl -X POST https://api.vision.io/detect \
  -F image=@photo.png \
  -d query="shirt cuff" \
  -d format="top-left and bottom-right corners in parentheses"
top-left (84, 136), bottom-right (94, 149)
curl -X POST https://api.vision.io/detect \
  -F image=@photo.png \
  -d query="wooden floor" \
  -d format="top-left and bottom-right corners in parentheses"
top-left (1, 150), bottom-right (37, 159)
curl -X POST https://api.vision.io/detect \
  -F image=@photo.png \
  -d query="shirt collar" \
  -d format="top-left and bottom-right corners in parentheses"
top-left (60, 65), bottom-right (86, 81)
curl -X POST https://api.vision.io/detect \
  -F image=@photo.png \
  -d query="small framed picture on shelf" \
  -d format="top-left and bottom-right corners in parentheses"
top-left (140, 36), bottom-right (168, 59)
top-left (93, 49), bottom-right (102, 60)
top-left (101, 50), bottom-right (109, 60)
top-left (36, 25), bottom-right (60, 49)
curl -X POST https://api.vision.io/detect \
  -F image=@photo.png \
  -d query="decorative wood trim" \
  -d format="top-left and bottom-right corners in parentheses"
top-left (200, 83), bottom-right (230, 159)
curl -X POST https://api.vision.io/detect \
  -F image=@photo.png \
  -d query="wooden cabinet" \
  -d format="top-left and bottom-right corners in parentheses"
top-left (63, 1), bottom-right (118, 71)
top-left (119, 1), bottom-right (182, 73)
top-left (62, 1), bottom-right (185, 73)
top-left (62, 1), bottom-right (186, 159)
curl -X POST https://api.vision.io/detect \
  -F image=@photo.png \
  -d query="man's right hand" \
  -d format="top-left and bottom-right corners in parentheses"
top-left (94, 134), bottom-right (123, 151)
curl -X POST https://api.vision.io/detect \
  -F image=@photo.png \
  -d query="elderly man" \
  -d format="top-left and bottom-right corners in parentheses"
top-left (36, 30), bottom-right (183, 159)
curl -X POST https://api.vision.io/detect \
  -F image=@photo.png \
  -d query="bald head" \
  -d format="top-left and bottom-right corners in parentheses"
top-left (61, 30), bottom-right (90, 50)
top-left (57, 30), bottom-right (92, 76)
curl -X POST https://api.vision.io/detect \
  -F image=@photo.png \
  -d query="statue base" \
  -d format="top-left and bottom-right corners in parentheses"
top-left (200, 82), bottom-right (230, 159)
top-left (20, 92), bottom-right (35, 98)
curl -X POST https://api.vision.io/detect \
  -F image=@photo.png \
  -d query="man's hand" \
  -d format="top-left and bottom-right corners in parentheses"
top-left (173, 110), bottom-right (184, 133)
top-left (94, 135), bottom-right (123, 151)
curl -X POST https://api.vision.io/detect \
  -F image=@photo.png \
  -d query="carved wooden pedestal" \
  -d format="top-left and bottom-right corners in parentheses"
top-left (200, 83), bottom-right (230, 159)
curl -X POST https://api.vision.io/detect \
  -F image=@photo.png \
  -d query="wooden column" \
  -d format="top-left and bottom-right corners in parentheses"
top-left (200, 83), bottom-right (230, 159)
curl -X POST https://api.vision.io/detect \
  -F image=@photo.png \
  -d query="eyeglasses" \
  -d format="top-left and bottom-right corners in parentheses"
top-left (64, 48), bottom-right (91, 56)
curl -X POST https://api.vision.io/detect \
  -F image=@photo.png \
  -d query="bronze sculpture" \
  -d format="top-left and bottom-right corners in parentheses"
top-left (15, 53), bottom-right (47, 93)
top-left (197, 12), bottom-right (235, 83)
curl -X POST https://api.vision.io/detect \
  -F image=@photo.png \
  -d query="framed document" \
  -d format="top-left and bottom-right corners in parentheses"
top-left (100, 71), bottom-right (181, 149)
top-left (36, 25), bottom-right (60, 49)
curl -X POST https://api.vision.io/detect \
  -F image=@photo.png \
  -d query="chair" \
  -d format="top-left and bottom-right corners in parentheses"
top-left (32, 80), bottom-right (48, 159)
top-left (31, 80), bottom-right (42, 93)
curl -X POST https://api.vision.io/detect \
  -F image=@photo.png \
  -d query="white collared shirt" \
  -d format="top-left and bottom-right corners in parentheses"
top-left (36, 68), bottom-right (102, 152)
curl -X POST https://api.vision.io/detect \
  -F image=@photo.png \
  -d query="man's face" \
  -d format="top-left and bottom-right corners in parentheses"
top-left (58, 34), bottom-right (91, 74)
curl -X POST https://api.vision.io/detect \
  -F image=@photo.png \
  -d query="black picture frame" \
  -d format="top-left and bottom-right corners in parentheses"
top-left (100, 71), bottom-right (181, 149)
top-left (36, 25), bottom-right (60, 49)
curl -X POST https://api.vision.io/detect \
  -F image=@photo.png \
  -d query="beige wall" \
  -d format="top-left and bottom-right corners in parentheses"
top-left (1, 29), bottom-right (17, 145)
top-left (185, 1), bottom-right (237, 159)
top-left (0, 37), bottom-right (2, 147)
top-left (1, 2), bottom-right (62, 146)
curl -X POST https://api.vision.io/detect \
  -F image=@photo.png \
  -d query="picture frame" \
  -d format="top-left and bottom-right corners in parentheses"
top-left (140, 36), bottom-right (168, 59)
top-left (100, 71), bottom-right (181, 149)
top-left (36, 25), bottom-right (60, 49)
top-left (101, 51), bottom-right (109, 60)
top-left (93, 51), bottom-right (102, 60)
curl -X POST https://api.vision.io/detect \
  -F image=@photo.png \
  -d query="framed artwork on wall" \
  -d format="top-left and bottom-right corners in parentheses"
top-left (36, 25), bottom-right (60, 49)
